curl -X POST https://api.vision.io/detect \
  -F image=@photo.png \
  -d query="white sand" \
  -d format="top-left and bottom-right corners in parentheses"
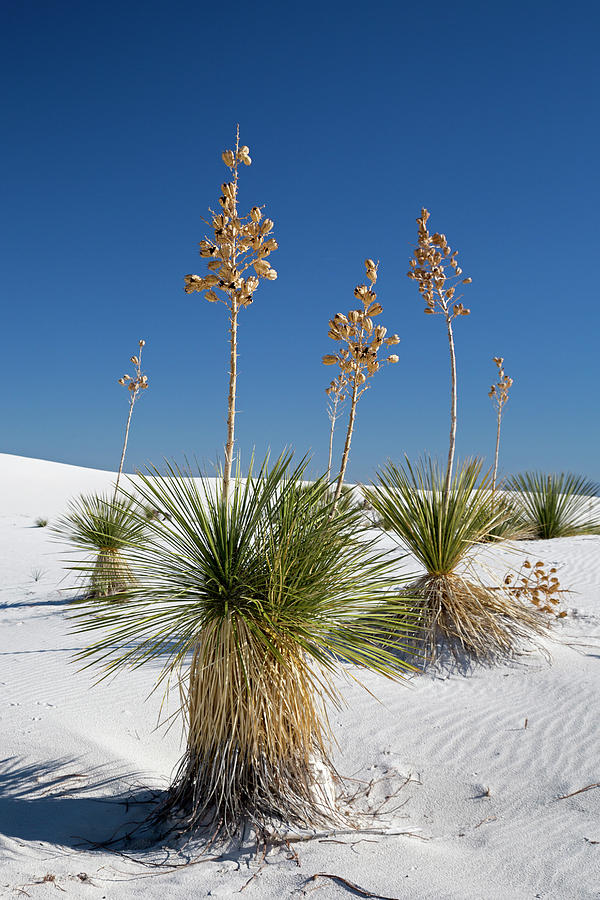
top-left (1, 452), bottom-right (599, 898)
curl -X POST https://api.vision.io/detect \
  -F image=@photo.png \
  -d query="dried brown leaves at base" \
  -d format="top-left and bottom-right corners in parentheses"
top-left (153, 618), bottom-right (347, 841)
top-left (408, 572), bottom-right (551, 666)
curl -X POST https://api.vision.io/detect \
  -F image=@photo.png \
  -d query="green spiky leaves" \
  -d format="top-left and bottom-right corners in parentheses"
top-left (506, 472), bottom-right (600, 539)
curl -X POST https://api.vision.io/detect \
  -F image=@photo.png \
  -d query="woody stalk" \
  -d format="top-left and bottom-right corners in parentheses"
top-left (115, 339), bottom-right (148, 499)
top-left (184, 132), bottom-right (277, 499)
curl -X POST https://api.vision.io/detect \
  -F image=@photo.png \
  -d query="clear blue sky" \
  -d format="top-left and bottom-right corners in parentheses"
top-left (2, 0), bottom-right (598, 483)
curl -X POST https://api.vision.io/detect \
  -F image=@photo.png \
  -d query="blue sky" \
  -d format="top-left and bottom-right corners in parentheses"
top-left (2, 0), bottom-right (598, 483)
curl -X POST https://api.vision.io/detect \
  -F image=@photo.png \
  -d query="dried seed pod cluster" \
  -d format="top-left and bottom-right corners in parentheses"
top-left (325, 372), bottom-right (349, 402)
top-left (324, 260), bottom-right (399, 502)
top-left (488, 357), bottom-right (513, 408)
top-left (183, 141), bottom-right (277, 309)
top-left (323, 260), bottom-right (399, 389)
top-left (504, 561), bottom-right (567, 618)
top-left (407, 208), bottom-right (472, 319)
top-left (117, 339), bottom-right (149, 395)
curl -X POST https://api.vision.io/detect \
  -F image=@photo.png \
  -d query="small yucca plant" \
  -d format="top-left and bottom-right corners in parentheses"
top-left (364, 457), bottom-right (551, 665)
top-left (323, 259), bottom-right (399, 505)
top-left (56, 342), bottom-right (149, 597)
top-left (506, 472), bottom-right (600, 539)
top-left (68, 454), bottom-right (416, 843)
top-left (55, 493), bottom-right (146, 598)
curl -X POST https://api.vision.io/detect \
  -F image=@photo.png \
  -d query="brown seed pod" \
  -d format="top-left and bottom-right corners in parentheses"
top-left (221, 182), bottom-right (236, 200)
top-left (322, 355), bottom-right (338, 366)
top-left (205, 290), bottom-right (219, 303)
top-left (253, 259), bottom-right (271, 276)
top-left (222, 150), bottom-right (235, 167)
top-left (199, 241), bottom-right (217, 258)
top-left (367, 302), bottom-right (383, 316)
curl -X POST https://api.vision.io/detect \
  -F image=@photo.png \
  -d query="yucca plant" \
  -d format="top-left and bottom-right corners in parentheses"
top-left (364, 457), bottom-right (551, 664)
top-left (506, 472), bottom-right (600, 539)
top-left (55, 493), bottom-right (147, 598)
top-left (68, 454), bottom-right (416, 844)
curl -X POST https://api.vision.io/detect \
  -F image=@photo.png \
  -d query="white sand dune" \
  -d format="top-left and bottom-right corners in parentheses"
top-left (1, 453), bottom-right (599, 898)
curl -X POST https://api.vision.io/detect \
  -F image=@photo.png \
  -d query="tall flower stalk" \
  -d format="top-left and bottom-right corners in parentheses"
top-left (324, 373), bottom-right (348, 483)
top-left (323, 260), bottom-right (399, 505)
top-left (407, 210), bottom-right (471, 497)
top-left (114, 339), bottom-right (148, 500)
top-left (184, 130), bottom-right (277, 500)
top-left (488, 356), bottom-right (513, 492)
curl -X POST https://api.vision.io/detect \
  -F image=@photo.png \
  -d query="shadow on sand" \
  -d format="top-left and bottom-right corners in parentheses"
top-left (0, 756), bottom-right (164, 850)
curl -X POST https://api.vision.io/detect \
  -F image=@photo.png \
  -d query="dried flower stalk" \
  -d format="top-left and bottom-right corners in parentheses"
top-left (184, 128), bottom-right (277, 499)
top-left (114, 339), bottom-right (148, 499)
top-left (407, 209), bottom-right (471, 498)
top-left (504, 560), bottom-right (567, 618)
top-left (323, 259), bottom-right (399, 505)
top-left (488, 357), bottom-right (513, 492)
top-left (324, 373), bottom-right (348, 483)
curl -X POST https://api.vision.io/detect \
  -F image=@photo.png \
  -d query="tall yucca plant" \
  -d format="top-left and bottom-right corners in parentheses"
top-left (69, 454), bottom-right (416, 842)
top-left (54, 493), bottom-right (146, 598)
top-left (184, 131), bottom-right (277, 500)
top-left (506, 472), bottom-right (600, 539)
top-left (365, 457), bottom-right (550, 664)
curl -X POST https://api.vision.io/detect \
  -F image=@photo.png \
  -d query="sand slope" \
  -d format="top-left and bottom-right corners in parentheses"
top-left (1, 454), bottom-right (599, 898)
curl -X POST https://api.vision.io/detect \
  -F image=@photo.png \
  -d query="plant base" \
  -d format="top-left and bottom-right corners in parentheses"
top-left (409, 572), bottom-right (551, 666)
top-left (149, 746), bottom-right (345, 844)
top-left (86, 548), bottom-right (136, 599)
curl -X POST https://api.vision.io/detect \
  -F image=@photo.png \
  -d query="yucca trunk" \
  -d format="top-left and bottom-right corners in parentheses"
top-left (158, 618), bottom-right (339, 839)
top-left (88, 547), bottom-right (134, 599)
